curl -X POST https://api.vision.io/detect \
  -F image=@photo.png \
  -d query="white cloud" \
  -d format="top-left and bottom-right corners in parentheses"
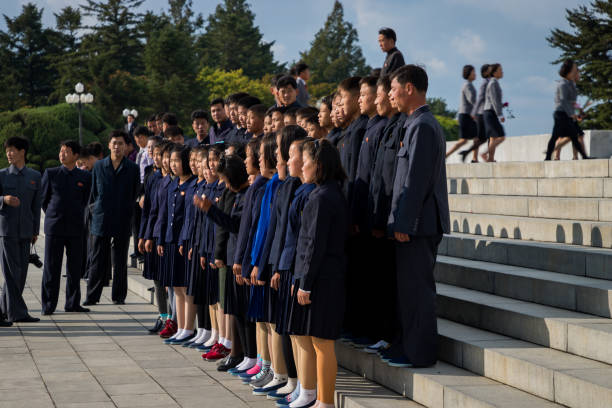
top-left (450, 29), bottom-right (486, 60)
top-left (271, 42), bottom-right (288, 63)
top-left (414, 56), bottom-right (448, 76)
top-left (522, 75), bottom-right (557, 95)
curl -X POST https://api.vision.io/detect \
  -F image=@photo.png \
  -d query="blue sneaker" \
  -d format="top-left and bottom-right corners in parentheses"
top-left (196, 343), bottom-right (212, 351)
top-left (253, 380), bottom-right (287, 396)
top-left (387, 356), bottom-right (414, 368)
top-left (267, 388), bottom-right (291, 400)
top-left (166, 334), bottom-right (196, 345)
top-left (276, 385), bottom-right (300, 407)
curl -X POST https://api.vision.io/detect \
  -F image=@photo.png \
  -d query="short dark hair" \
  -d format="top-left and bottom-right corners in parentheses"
top-left (370, 68), bottom-right (382, 77)
top-left (61, 140), bottom-right (81, 155)
top-left (462, 65), bottom-right (475, 80)
top-left (276, 75), bottom-right (298, 90)
top-left (391, 64), bottom-right (428, 93)
top-left (162, 113), bottom-right (178, 126)
top-left (248, 104), bottom-right (268, 118)
top-left (260, 134), bottom-right (277, 170)
top-left (161, 141), bottom-right (175, 156)
top-left (147, 114), bottom-right (157, 123)
top-left (284, 106), bottom-right (299, 119)
top-left (210, 98), bottom-right (225, 107)
top-left (559, 59), bottom-right (576, 78)
top-left (4, 137), bottom-right (29, 155)
top-left (237, 96), bottom-right (262, 109)
top-left (227, 141), bottom-right (246, 159)
top-left (209, 143), bottom-right (224, 159)
top-left (227, 92), bottom-right (250, 105)
top-left (217, 154), bottom-right (248, 190)
top-left (303, 139), bottom-right (346, 184)
top-left (86, 141), bottom-right (103, 158)
top-left (377, 75), bottom-right (391, 92)
top-left (480, 64), bottom-right (491, 78)
top-left (489, 63), bottom-right (502, 77)
top-left (359, 76), bottom-right (378, 90)
top-left (134, 126), bottom-right (150, 137)
top-left (279, 125), bottom-right (307, 162)
top-left (246, 137), bottom-right (262, 171)
top-left (338, 76), bottom-right (362, 94)
top-left (305, 115), bottom-right (321, 127)
top-left (191, 110), bottom-right (210, 123)
top-left (109, 129), bottom-right (130, 144)
top-left (295, 62), bottom-right (309, 75)
top-left (164, 126), bottom-right (184, 139)
top-left (378, 27), bottom-right (397, 42)
top-left (171, 145), bottom-right (192, 176)
top-left (79, 147), bottom-right (91, 158)
top-left (149, 135), bottom-right (164, 149)
top-left (296, 106), bottom-right (319, 119)
top-left (321, 95), bottom-right (333, 111)
top-left (155, 113), bottom-right (165, 121)
top-left (270, 73), bottom-right (284, 88)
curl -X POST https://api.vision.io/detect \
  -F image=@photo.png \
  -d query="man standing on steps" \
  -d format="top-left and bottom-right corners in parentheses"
top-left (84, 130), bottom-right (139, 307)
top-left (40, 141), bottom-right (91, 316)
top-left (386, 65), bottom-right (450, 368)
top-left (0, 137), bottom-right (42, 325)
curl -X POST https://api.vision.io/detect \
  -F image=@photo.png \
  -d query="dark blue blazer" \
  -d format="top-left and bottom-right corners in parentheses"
top-left (139, 168), bottom-right (162, 239)
top-left (388, 106), bottom-right (450, 237)
top-left (41, 166), bottom-right (91, 237)
top-left (89, 156), bottom-right (140, 237)
top-left (163, 176), bottom-right (195, 245)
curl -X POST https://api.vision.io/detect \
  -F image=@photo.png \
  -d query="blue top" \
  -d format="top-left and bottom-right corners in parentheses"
top-left (250, 173), bottom-right (282, 268)
top-left (178, 177), bottom-right (199, 246)
top-left (152, 175), bottom-right (173, 245)
top-left (200, 180), bottom-right (225, 257)
top-left (233, 175), bottom-right (268, 268)
top-left (278, 183), bottom-right (315, 272)
top-left (163, 176), bottom-right (196, 244)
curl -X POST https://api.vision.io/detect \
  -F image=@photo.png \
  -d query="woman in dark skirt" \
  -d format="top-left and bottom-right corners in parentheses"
top-left (545, 59), bottom-right (589, 160)
top-left (159, 145), bottom-right (195, 343)
top-left (446, 65), bottom-right (477, 159)
top-left (290, 139), bottom-right (349, 408)
top-left (482, 63), bottom-right (506, 162)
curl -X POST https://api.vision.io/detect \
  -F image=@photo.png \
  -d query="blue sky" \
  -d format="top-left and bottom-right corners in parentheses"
top-left (1, 0), bottom-right (592, 136)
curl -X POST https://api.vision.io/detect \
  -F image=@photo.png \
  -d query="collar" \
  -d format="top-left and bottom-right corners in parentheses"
top-left (61, 165), bottom-right (77, 174)
top-left (8, 164), bottom-right (25, 175)
top-left (387, 47), bottom-right (399, 56)
top-left (215, 119), bottom-right (233, 131)
top-left (404, 105), bottom-right (431, 127)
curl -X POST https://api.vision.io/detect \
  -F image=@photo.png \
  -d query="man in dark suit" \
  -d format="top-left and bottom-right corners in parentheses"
top-left (84, 130), bottom-right (140, 306)
top-left (379, 27), bottom-right (405, 77)
top-left (0, 137), bottom-right (42, 324)
top-left (185, 110), bottom-right (210, 147)
top-left (40, 141), bottom-right (91, 315)
top-left (124, 113), bottom-right (137, 138)
top-left (386, 65), bottom-right (450, 368)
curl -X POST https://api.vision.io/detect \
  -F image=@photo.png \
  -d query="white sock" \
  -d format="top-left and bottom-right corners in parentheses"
top-left (276, 377), bottom-right (297, 395)
top-left (223, 338), bottom-right (232, 349)
top-left (169, 329), bottom-right (183, 340)
top-left (192, 328), bottom-right (203, 341)
top-left (204, 332), bottom-right (218, 347)
top-left (219, 336), bottom-right (226, 345)
top-left (200, 329), bottom-right (211, 343)
top-left (263, 373), bottom-right (288, 388)
top-left (193, 329), bottom-right (208, 344)
top-left (176, 329), bottom-right (194, 340)
top-left (236, 356), bottom-right (250, 370)
top-left (290, 388), bottom-right (316, 407)
top-left (240, 357), bottom-right (257, 371)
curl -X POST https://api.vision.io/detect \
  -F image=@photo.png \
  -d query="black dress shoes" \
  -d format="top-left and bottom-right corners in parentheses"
top-left (113, 300), bottom-right (125, 305)
top-left (82, 300), bottom-right (97, 306)
top-left (14, 315), bottom-right (40, 323)
top-left (0, 318), bottom-right (12, 327)
top-left (217, 355), bottom-right (244, 372)
top-left (65, 306), bottom-right (91, 313)
top-left (148, 317), bottom-right (164, 334)
top-left (41, 310), bottom-right (54, 316)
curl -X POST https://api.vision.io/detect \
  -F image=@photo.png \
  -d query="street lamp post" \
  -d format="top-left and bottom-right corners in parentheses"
top-left (65, 82), bottom-right (94, 146)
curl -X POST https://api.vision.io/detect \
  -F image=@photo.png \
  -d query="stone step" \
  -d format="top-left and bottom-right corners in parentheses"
top-left (448, 177), bottom-right (612, 198)
top-left (336, 341), bottom-right (562, 408)
top-left (436, 283), bottom-right (612, 365)
top-left (448, 194), bottom-right (612, 222)
top-left (450, 211), bottom-right (612, 248)
top-left (440, 233), bottom-right (612, 280)
top-left (435, 256), bottom-right (612, 317)
top-left (335, 369), bottom-right (424, 408)
top-left (446, 159), bottom-right (612, 179)
top-left (438, 318), bottom-right (612, 408)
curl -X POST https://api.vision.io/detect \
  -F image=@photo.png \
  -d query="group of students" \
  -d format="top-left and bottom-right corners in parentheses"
top-left (446, 59), bottom-right (590, 162)
top-left (134, 62), bottom-right (449, 408)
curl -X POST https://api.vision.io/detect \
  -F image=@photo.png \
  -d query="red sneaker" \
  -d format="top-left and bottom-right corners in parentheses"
top-left (159, 319), bottom-right (177, 339)
top-left (203, 345), bottom-right (230, 361)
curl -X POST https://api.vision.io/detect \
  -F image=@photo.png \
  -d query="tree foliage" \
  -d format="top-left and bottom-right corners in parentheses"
top-left (547, 0), bottom-right (612, 129)
top-left (300, 1), bottom-right (370, 84)
top-left (197, 67), bottom-right (274, 107)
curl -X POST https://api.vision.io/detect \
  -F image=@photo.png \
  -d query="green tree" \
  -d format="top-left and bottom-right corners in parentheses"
top-left (0, 3), bottom-right (61, 107)
top-left (427, 97), bottom-right (457, 118)
top-left (50, 6), bottom-right (85, 104)
top-left (197, 0), bottom-right (283, 79)
top-left (300, 1), bottom-right (370, 85)
top-left (54, 6), bottom-right (81, 51)
top-left (197, 67), bottom-right (274, 107)
top-left (547, 0), bottom-right (612, 129)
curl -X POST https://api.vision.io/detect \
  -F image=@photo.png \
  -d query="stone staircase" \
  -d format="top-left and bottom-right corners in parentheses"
top-left (128, 158), bottom-right (612, 407)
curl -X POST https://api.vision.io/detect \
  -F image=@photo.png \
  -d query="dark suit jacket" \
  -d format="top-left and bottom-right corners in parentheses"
top-left (381, 47), bottom-right (405, 77)
top-left (0, 165), bottom-right (42, 239)
top-left (389, 105), bottom-right (450, 237)
top-left (42, 166), bottom-right (91, 237)
top-left (89, 156), bottom-right (140, 237)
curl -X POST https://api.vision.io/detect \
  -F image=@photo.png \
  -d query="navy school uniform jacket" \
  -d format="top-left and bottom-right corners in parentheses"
top-left (162, 176), bottom-right (196, 245)
top-left (337, 115), bottom-right (369, 200)
top-left (178, 177), bottom-right (199, 247)
top-left (250, 174), bottom-right (282, 270)
top-left (199, 180), bottom-right (225, 258)
top-left (139, 168), bottom-right (162, 239)
top-left (227, 127), bottom-right (247, 144)
top-left (41, 166), bottom-right (91, 237)
top-left (369, 113), bottom-right (406, 232)
top-left (209, 119), bottom-right (235, 144)
top-left (145, 174), bottom-right (169, 241)
top-left (207, 186), bottom-right (246, 266)
top-left (210, 187), bottom-right (235, 264)
top-left (388, 105), bottom-right (450, 237)
top-left (187, 180), bottom-right (207, 255)
top-left (239, 176), bottom-right (269, 277)
top-left (351, 115), bottom-right (388, 230)
top-left (89, 156), bottom-right (140, 237)
top-left (257, 176), bottom-right (301, 281)
top-left (278, 183), bottom-right (316, 272)
top-left (326, 128), bottom-right (343, 147)
top-left (152, 175), bottom-right (174, 245)
top-left (294, 181), bottom-right (349, 292)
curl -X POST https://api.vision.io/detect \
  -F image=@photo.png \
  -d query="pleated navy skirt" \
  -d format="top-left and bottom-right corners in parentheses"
top-left (142, 250), bottom-right (158, 281)
top-left (187, 243), bottom-right (208, 305)
top-left (274, 270), bottom-right (294, 334)
top-left (458, 113), bottom-right (477, 140)
top-left (483, 109), bottom-right (505, 139)
top-left (224, 267), bottom-right (239, 314)
top-left (161, 243), bottom-right (188, 287)
top-left (206, 258), bottom-right (219, 306)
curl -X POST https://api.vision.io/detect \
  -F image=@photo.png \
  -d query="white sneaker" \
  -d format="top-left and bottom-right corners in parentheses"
top-left (364, 340), bottom-right (390, 353)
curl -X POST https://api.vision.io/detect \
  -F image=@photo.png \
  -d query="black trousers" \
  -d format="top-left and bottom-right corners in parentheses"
top-left (370, 236), bottom-right (397, 342)
top-left (132, 202), bottom-right (141, 257)
top-left (395, 235), bottom-right (442, 367)
top-left (85, 234), bottom-right (130, 303)
top-left (0, 238), bottom-right (30, 321)
top-left (235, 313), bottom-right (257, 358)
top-left (545, 111), bottom-right (588, 160)
top-left (41, 235), bottom-right (83, 313)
